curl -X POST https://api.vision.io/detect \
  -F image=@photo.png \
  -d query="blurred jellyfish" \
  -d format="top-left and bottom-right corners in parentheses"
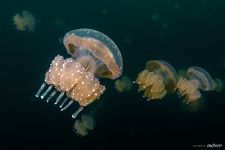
top-left (35, 28), bottom-right (123, 119)
top-left (151, 13), bottom-right (160, 22)
top-left (114, 76), bottom-right (132, 92)
top-left (12, 10), bottom-right (36, 32)
top-left (177, 66), bottom-right (223, 103)
top-left (134, 60), bottom-right (178, 100)
top-left (74, 113), bottom-right (96, 137)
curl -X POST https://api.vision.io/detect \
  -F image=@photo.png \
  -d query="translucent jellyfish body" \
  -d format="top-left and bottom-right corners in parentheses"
top-left (73, 113), bottom-right (96, 137)
top-left (35, 29), bottom-right (123, 119)
top-left (177, 66), bottom-right (223, 103)
top-left (135, 60), bottom-right (178, 100)
top-left (114, 76), bottom-right (132, 92)
top-left (12, 10), bottom-right (36, 32)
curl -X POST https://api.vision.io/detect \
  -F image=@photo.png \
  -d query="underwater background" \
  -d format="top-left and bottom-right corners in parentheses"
top-left (0, 0), bottom-right (225, 149)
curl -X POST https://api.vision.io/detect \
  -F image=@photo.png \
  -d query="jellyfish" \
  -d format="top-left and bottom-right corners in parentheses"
top-left (12, 10), bottom-right (36, 32)
top-left (73, 113), bottom-right (96, 137)
top-left (114, 76), bottom-right (132, 92)
top-left (35, 28), bottom-right (123, 119)
top-left (134, 60), bottom-right (178, 100)
top-left (177, 66), bottom-right (223, 103)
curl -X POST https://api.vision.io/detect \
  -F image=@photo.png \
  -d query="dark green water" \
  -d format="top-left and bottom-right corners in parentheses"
top-left (0, 0), bottom-right (225, 149)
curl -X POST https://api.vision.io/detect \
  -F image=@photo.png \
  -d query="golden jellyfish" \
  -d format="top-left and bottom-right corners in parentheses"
top-left (74, 113), bottom-right (96, 137)
top-left (12, 10), bottom-right (36, 32)
top-left (177, 66), bottom-right (223, 103)
top-left (114, 76), bottom-right (132, 92)
top-left (134, 60), bottom-right (178, 100)
top-left (35, 28), bottom-right (123, 119)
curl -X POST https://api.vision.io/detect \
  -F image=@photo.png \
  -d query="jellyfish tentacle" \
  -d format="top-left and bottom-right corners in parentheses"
top-left (59, 97), bottom-right (69, 108)
top-left (40, 85), bottom-right (53, 99)
top-left (72, 106), bottom-right (84, 119)
top-left (54, 91), bottom-right (65, 105)
top-left (46, 90), bottom-right (57, 103)
top-left (35, 83), bottom-right (46, 98)
top-left (61, 100), bottom-right (74, 111)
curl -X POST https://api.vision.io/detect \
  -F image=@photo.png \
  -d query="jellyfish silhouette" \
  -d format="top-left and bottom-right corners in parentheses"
top-left (35, 28), bottom-right (123, 119)
top-left (177, 66), bottom-right (223, 103)
top-left (134, 60), bottom-right (178, 100)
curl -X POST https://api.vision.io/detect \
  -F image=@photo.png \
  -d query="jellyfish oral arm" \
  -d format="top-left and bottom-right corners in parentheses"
top-left (72, 106), bottom-right (84, 119)
top-left (35, 55), bottom-right (106, 118)
top-left (191, 79), bottom-right (201, 90)
top-left (73, 48), bottom-right (106, 77)
top-left (35, 83), bottom-right (46, 98)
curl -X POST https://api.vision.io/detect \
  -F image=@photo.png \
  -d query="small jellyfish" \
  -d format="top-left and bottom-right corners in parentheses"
top-left (134, 60), bottom-right (178, 100)
top-left (177, 66), bottom-right (223, 103)
top-left (114, 76), bottom-right (132, 92)
top-left (73, 113), bottom-right (96, 137)
top-left (12, 10), bottom-right (36, 32)
top-left (35, 28), bottom-right (123, 119)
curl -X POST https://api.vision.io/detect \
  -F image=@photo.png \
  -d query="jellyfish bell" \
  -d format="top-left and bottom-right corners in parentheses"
top-left (145, 60), bottom-right (178, 92)
top-left (63, 28), bottom-right (123, 79)
top-left (135, 60), bottom-right (178, 100)
top-left (35, 28), bottom-right (123, 119)
top-left (187, 66), bottom-right (215, 91)
top-left (187, 66), bottom-right (223, 92)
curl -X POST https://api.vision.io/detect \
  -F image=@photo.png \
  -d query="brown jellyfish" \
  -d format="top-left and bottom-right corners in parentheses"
top-left (177, 66), bottom-right (223, 103)
top-left (73, 113), bottom-right (96, 137)
top-left (35, 28), bottom-right (123, 119)
top-left (12, 10), bottom-right (36, 32)
top-left (134, 60), bottom-right (178, 100)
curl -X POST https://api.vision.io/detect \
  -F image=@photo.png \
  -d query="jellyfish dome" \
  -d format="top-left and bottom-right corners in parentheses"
top-left (135, 60), bottom-right (178, 100)
top-left (63, 29), bottom-right (123, 79)
top-left (35, 28), bottom-right (123, 119)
